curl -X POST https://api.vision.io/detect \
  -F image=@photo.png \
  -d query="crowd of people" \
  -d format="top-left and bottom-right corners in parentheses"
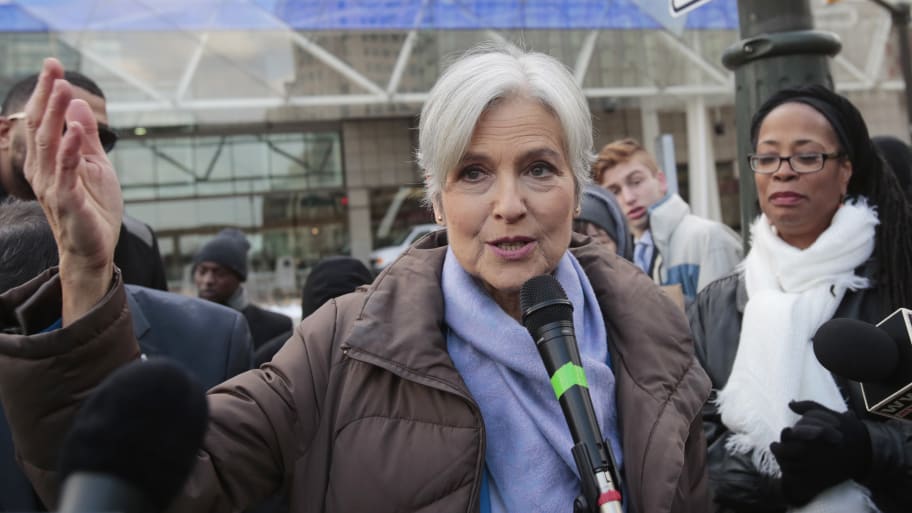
top-left (0, 42), bottom-right (911, 513)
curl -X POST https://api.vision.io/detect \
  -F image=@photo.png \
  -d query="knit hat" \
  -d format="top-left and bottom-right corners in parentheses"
top-left (575, 184), bottom-right (634, 260)
top-left (193, 228), bottom-right (250, 281)
top-left (301, 256), bottom-right (373, 318)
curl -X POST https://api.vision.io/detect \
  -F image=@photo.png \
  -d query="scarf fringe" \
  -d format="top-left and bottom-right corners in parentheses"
top-left (716, 391), bottom-right (782, 475)
top-left (724, 435), bottom-right (780, 476)
top-left (841, 274), bottom-right (870, 292)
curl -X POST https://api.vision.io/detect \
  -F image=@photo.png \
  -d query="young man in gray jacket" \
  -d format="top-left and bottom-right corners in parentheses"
top-left (594, 137), bottom-right (742, 303)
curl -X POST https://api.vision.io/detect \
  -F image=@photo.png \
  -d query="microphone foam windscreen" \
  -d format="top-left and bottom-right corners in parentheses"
top-left (58, 358), bottom-right (209, 510)
top-left (520, 275), bottom-right (573, 335)
top-left (813, 318), bottom-right (899, 382)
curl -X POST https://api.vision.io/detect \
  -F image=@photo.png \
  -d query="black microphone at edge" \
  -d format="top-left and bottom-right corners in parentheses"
top-left (57, 358), bottom-right (209, 513)
top-left (813, 308), bottom-right (912, 421)
top-left (520, 274), bottom-right (623, 513)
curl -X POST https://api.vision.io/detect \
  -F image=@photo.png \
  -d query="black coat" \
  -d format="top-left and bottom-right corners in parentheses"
top-left (242, 303), bottom-right (293, 351)
top-left (688, 269), bottom-right (912, 513)
top-left (115, 215), bottom-right (168, 291)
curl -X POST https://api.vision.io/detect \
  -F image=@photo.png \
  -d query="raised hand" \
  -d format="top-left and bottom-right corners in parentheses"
top-left (23, 58), bottom-right (124, 325)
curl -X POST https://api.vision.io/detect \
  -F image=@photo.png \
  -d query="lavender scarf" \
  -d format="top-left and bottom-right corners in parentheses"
top-left (443, 248), bottom-right (623, 513)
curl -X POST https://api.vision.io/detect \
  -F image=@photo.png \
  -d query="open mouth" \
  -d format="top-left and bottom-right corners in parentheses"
top-left (488, 238), bottom-right (535, 259)
top-left (495, 241), bottom-right (527, 251)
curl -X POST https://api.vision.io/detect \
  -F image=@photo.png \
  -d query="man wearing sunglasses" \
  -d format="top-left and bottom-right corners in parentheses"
top-left (0, 70), bottom-right (168, 291)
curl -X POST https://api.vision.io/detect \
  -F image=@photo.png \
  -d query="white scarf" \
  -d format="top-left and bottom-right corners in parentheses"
top-left (716, 199), bottom-right (880, 513)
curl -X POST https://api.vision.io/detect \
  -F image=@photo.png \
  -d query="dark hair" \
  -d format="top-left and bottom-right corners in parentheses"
top-left (872, 135), bottom-right (912, 199)
top-left (2, 70), bottom-right (105, 115)
top-left (0, 198), bottom-right (59, 292)
top-left (750, 84), bottom-right (912, 311)
top-left (1, 74), bottom-right (37, 115)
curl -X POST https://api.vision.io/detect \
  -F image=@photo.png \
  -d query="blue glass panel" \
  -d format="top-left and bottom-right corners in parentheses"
top-left (0, 0), bottom-right (738, 31)
top-left (0, 5), bottom-right (49, 31)
top-left (685, 0), bottom-right (738, 29)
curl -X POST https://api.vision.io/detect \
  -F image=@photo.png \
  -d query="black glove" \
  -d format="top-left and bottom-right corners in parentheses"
top-left (769, 400), bottom-right (872, 507)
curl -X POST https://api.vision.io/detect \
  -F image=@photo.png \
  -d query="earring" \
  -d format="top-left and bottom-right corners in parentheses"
top-left (574, 206), bottom-right (581, 216)
top-left (436, 215), bottom-right (444, 223)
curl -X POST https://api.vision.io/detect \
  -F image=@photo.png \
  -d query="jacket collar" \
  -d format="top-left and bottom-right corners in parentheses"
top-left (571, 234), bottom-right (701, 401)
top-left (344, 230), bottom-right (698, 404)
top-left (341, 230), bottom-right (465, 392)
top-left (649, 193), bottom-right (689, 248)
top-left (736, 272), bottom-right (748, 313)
top-left (226, 286), bottom-right (249, 311)
top-left (124, 285), bottom-right (152, 344)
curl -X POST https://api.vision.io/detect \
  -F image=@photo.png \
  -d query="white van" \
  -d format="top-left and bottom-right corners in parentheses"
top-left (369, 224), bottom-right (441, 272)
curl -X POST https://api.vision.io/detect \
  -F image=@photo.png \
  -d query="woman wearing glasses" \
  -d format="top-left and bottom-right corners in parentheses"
top-left (689, 84), bottom-right (912, 512)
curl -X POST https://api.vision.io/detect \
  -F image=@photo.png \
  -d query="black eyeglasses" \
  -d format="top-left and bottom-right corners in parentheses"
top-left (5, 112), bottom-right (118, 153)
top-left (747, 152), bottom-right (844, 174)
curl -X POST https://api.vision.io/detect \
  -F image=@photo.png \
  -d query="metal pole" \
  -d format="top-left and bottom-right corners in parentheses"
top-left (896, 4), bottom-right (912, 141)
top-left (872, 0), bottom-right (912, 141)
top-left (723, 0), bottom-right (841, 249)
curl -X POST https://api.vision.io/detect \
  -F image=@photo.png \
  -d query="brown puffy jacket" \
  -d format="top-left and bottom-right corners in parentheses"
top-left (0, 232), bottom-right (711, 513)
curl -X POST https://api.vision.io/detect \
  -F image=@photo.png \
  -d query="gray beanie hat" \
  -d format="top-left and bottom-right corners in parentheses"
top-left (575, 184), bottom-right (633, 261)
top-left (193, 228), bottom-right (250, 281)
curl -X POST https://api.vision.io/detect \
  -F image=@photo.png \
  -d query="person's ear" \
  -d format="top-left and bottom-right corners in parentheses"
top-left (839, 159), bottom-right (853, 198)
top-left (0, 118), bottom-right (11, 150)
top-left (657, 170), bottom-right (668, 195)
top-left (432, 201), bottom-right (445, 225)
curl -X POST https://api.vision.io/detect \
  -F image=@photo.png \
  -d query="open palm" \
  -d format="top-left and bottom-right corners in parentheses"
top-left (23, 59), bottom-right (123, 321)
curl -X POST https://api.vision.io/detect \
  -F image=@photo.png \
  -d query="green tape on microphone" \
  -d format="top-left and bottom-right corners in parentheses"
top-left (550, 362), bottom-right (589, 399)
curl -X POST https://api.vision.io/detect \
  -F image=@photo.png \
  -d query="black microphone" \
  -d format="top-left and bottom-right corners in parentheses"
top-left (57, 359), bottom-right (209, 513)
top-left (812, 308), bottom-right (912, 421)
top-left (520, 274), bottom-right (622, 513)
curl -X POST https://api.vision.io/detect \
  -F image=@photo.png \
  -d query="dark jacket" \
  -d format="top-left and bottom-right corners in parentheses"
top-left (0, 406), bottom-right (35, 511)
top-left (124, 285), bottom-right (254, 388)
top-left (116, 215), bottom-right (168, 291)
top-left (0, 232), bottom-right (711, 513)
top-left (255, 256), bottom-right (372, 367)
top-left (0, 284), bottom-right (253, 512)
top-left (688, 270), bottom-right (912, 513)
top-left (241, 304), bottom-right (293, 351)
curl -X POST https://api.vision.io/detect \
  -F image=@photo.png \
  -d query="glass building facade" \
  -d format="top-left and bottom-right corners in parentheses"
top-left (1, 0), bottom-right (908, 296)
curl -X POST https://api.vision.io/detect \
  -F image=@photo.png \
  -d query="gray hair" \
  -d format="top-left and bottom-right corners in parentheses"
top-left (0, 198), bottom-right (58, 293)
top-left (418, 43), bottom-right (595, 208)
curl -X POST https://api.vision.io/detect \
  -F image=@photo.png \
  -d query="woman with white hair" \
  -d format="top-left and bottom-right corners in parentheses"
top-left (0, 46), bottom-right (710, 513)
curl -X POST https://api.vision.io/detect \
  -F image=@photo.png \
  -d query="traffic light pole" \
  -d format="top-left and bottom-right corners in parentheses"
top-left (722, 0), bottom-right (841, 247)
